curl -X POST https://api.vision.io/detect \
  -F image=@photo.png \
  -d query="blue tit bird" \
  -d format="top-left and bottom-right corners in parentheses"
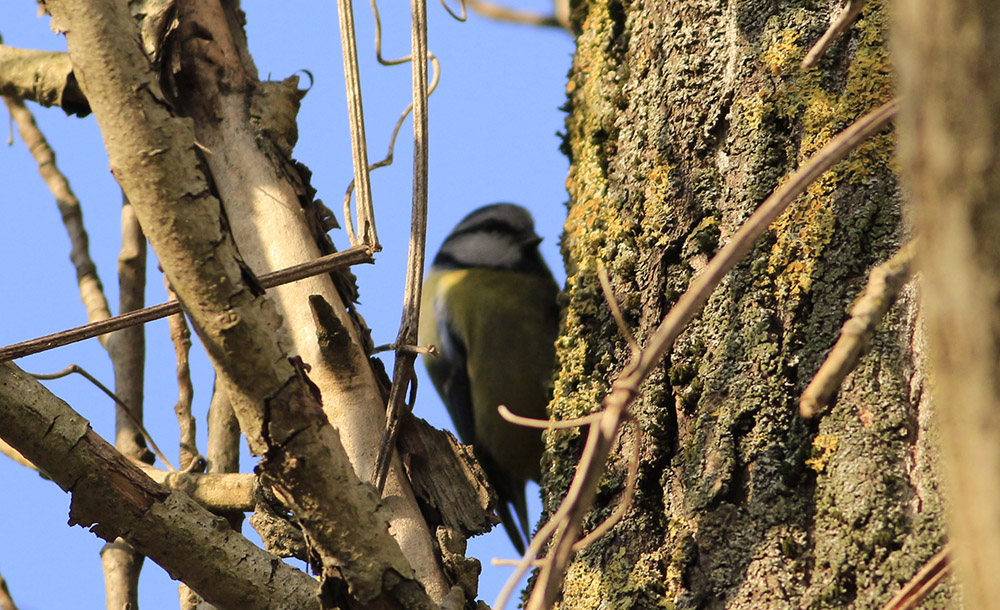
top-left (419, 203), bottom-right (559, 554)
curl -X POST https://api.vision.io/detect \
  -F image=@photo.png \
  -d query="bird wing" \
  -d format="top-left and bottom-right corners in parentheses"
top-left (431, 294), bottom-right (477, 446)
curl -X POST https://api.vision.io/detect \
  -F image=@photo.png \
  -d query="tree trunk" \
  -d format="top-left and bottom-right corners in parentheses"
top-left (895, 0), bottom-right (1000, 606)
top-left (548, 0), bottom-right (955, 607)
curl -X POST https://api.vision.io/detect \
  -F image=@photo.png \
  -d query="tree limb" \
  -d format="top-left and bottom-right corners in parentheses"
top-left (0, 45), bottom-right (88, 115)
top-left (0, 361), bottom-right (319, 609)
top-left (42, 0), bottom-right (436, 605)
top-left (2, 95), bottom-right (108, 328)
top-left (164, 0), bottom-right (449, 599)
top-left (134, 466), bottom-right (258, 513)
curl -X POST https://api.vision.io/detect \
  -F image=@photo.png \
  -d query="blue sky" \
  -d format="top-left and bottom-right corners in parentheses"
top-left (0, 1), bottom-right (573, 607)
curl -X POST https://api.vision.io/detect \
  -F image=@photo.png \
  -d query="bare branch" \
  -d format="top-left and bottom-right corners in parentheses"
top-left (336, 0), bottom-right (378, 248)
top-left (133, 466), bottom-right (258, 513)
top-left (0, 45), bottom-right (89, 115)
top-left (344, 0), bottom-right (441, 252)
top-left (0, 246), bottom-right (375, 362)
top-left (597, 261), bottom-right (639, 355)
top-left (0, 362), bottom-right (319, 609)
top-left (2, 95), bottom-right (110, 331)
top-left (570, 419), bottom-right (640, 552)
top-left (800, 240), bottom-right (916, 418)
top-left (205, 382), bottom-right (244, 533)
top-left (206, 385), bottom-right (240, 476)
top-left (165, 281), bottom-right (200, 470)
top-left (100, 540), bottom-right (142, 610)
top-left (801, 0), bottom-right (866, 69)
top-left (497, 405), bottom-right (602, 430)
top-left (108, 199), bottom-right (149, 459)
top-left (440, 0), bottom-right (467, 21)
top-left (880, 547), bottom-right (952, 610)
top-left (371, 0), bottom-right (431, 492)
top-left (342, 55), bottom-right (440, 235)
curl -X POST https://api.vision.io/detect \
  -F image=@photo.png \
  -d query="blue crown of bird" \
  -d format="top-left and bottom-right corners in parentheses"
top-left (419, 203), bottom-right (559, 554)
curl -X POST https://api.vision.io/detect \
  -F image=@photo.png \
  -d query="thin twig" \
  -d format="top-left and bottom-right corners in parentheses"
top-left (108, 199), bottom-right (149, 461)
top-left (336, 0), bottom-right (379, 248)
top-left (498, 404), bottom-right (602, 430)
top-left (802, 0), bottom-right (866, 69)
top-left (500, 406), bottom-right (643, 549)
top-left (571, 419), bottom-right (641, 551)
top-left (165, 281), bottom-right (200, 469)
top-left (3, 95), bottom-right (112, 335)
top-left (880, 547), bottom-right (951, 610)
top-left (800, 240), bottom-right (917, 417)
top-left (597, 261), bottom-right (639, 355)
top-left (498, 98), bottom-right (900, 610)
top-left (0, 246), bottom-right (375, 362)
top-left (30, 365), bottom-right (176, 471)
top-left (371, 342), bottom-right (436, 355)
top-left (371, 0), bottom-right (418, 66)
top-left (371, 0), bottom-right (431, 491)
top-left (467, 0), bottom-right (565, 28)
top-left (440, 0), bottom-right (467, 21)
top-left (341, 55), bottom-right (439, 234)
top-left (344, 0), bottom-right (441, 236)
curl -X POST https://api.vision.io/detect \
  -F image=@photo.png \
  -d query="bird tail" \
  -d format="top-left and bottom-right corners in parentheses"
top-left (497, 485), bottom-right (531, 556)
top-left (478, 451), bottom-right (534, 555)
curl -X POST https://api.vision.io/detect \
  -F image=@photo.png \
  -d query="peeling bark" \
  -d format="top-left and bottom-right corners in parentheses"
top-left (158, 1), bottom-right (448, 598)
top-left (40, 0), bottom-right (438, 606)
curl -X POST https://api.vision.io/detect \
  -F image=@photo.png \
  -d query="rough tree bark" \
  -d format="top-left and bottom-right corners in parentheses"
top-left (2, 0), bottom-right (978, 606)
top-left (546, 0), bottom-right (954, 607)
top-left (1, 0), bottom-right (447, 607)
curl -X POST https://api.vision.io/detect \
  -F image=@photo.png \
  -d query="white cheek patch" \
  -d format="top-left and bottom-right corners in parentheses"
top-left (446, 233), bottom-right (521, 269)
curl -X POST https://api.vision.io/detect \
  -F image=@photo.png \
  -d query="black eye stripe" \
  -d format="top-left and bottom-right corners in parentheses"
top-left (431, 251), bottom-right (463, 268)
top-left (430, 203), bottom-right (550, 275)
top-left (445, 218), bottom-right (527, 243)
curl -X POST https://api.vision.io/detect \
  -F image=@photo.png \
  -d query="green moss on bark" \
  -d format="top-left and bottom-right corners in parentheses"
top-left (547, 0), bottom-right (954, 607)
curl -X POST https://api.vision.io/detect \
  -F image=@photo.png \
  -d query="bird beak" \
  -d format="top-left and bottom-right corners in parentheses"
top-left (522, 235), bottom-right (543, 248)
